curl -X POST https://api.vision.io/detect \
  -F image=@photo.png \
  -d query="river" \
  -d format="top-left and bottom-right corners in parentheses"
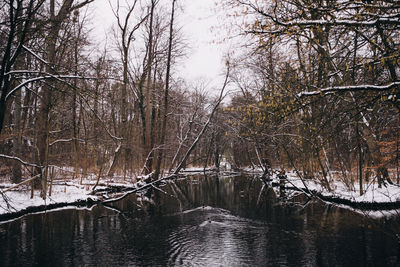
top-left (0, 174), bottom-right (399, 266)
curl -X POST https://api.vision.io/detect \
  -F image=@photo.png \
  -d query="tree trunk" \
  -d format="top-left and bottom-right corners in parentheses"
top-left (214, 133), bottom-right (221, 171)
top-left (11, 78), bottom-right (22, 183)
top-left (154, 0), bottom-right (176, 180)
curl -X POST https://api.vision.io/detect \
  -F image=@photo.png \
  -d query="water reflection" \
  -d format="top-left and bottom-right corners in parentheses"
top-left (0, 174), bottom-right (399, 266)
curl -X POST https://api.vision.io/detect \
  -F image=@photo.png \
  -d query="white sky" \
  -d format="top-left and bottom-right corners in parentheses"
top-left (90, 0), bottom-right (228, 90)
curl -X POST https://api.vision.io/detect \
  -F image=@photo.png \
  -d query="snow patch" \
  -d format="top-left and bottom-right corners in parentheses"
top-left (0, 183), bottom-right (97, 215)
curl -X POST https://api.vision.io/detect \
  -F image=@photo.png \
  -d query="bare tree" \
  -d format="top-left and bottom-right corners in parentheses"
top-left (0, 0), bottom-right (45, 134)
top-left (35, 0), bottom-right (94, 199)
top-left (107, 0), bottom-right (149, 176)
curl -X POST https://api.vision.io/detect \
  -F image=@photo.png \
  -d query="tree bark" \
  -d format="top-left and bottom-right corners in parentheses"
top-left (143, 0), bottom-right (156, 174)
top-left (154, 0), bottom-right (176, 180)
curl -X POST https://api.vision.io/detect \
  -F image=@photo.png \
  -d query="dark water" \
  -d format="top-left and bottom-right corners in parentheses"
top-left (1, 174), bottom-right (400, 266)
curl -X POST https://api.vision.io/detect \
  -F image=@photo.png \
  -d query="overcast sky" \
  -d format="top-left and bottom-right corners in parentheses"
top-left (91, 0), bottom-right (228, 90)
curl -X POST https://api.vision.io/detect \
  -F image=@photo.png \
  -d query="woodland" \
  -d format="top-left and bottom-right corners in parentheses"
top-left (0, 0), bottom-right (399, 206)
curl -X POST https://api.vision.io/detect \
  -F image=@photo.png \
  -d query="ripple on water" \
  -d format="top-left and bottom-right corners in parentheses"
top-left (167, 206), bottom-right (269, 266)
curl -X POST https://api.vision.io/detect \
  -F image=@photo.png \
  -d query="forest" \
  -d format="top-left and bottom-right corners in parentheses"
top-left (0, 0), bottom-right (399, 209)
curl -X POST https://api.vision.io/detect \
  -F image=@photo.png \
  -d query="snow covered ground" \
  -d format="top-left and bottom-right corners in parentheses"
top-left (282, 170), bottom-right (400, 203)
top-left (242, 167), bottom-right (400, 204)
top-left (1, 169), bottom-right (400, 220)
top-left (0, 182), bottom-right (98, 216)
top-left (0, 167), bottom-right (209, 218)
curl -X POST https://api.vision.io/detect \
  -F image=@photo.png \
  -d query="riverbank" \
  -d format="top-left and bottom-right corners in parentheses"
top-left (269, 169), bottom-right (400, 204)
top-left (0, 181), bottom-right (98, 222)
top-left (1, 168), bottom-right (400, 222)
top-left (246, 168), bottom-right (400, 218)
top-left (0, 168), bottom-right (211, 222)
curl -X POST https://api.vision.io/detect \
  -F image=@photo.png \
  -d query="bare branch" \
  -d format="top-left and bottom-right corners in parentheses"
top-left (173, 63), bottom-right (230, 175)
top-left (0, 154), bottom-right (40, 168)
top-left (298, 82), bottom-right (400, 97)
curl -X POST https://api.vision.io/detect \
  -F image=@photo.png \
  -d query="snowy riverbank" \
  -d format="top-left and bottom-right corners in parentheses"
top-left (1, 168), bottom-right (400, 221)
top-left (0, 181), bottom-right (97, 215)
top-left (243, 168), bottom-right (400, 218)
top-left (283, 170), bottom-right (400, 204)
top-left (0, 168), bottom-right (210, 221)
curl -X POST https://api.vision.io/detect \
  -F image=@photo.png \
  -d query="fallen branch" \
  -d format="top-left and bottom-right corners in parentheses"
top-left (1, 174), bottom-right (41, 193)
top-left (0, 198), bottom-right (99, 222)
top-left (99, 173), bottom-right (181, 204)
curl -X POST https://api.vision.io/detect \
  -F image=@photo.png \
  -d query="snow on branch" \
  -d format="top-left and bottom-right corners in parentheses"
top-left (5, 74), bottom-right (98, 100)
top-left (278, 17), bottom-right (400, 28)
top-left (298, 82), bottom-right (400, 97)
top-left (0, 154), bottom-right (40, 168)
top-left (22, 45), bottom-right (49, 65)
top-left (240, 0), bottom-right (400, 29)
top-left (49, 138), bottom-right (85, 147)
